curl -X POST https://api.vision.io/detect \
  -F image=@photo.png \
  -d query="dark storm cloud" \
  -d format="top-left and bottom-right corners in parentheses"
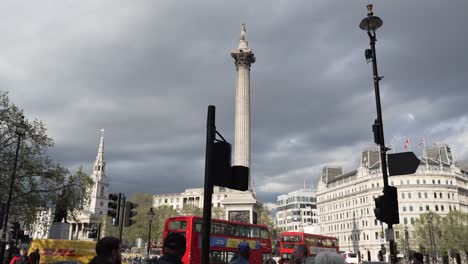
top-left (2, 1), bottom-right (468, 203)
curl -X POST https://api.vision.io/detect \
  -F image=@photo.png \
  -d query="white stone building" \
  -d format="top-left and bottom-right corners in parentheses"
top-left (276, 188), bottom-right (319, 232)
top-left (316, 144), bottom-right (468, 261)
top-left (153, 187), bottom-right (262, 223)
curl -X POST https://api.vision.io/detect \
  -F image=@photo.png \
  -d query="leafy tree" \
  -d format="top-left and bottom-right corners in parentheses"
top-left (212, 207), bottom-right (225, 219)
top-left (413, 211), bottom-right (468, 257)
top-left (181, 204), bottom-right (203, 216)
top-left (257, 205), bottom-right (281, 254)
top-left (0, 91), bottom-right (93, 226)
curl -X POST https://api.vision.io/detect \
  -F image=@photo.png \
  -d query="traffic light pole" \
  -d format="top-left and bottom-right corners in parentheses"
top-left (201, 105), bottom-right (216, 264)
top-left (119, 195), bottom-right (126, 241)
top-left (368, 27), bottom-right (396, 264)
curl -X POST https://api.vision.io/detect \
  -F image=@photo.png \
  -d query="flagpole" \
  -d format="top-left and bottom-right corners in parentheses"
top-left (423, 137), bottom-right (428, 171)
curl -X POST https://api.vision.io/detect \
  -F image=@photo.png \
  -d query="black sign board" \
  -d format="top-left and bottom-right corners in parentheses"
top-left (387, 152), bottom-right (420, 176)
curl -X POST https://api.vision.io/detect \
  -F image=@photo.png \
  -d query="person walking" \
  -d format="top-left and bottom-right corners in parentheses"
top-left (89, 237), bottom-right (122, 264)
top-left (157, 233), bottom-right (186, 264)
top-left (229, 242), bottom-right (250, 264)
top-left (29, 248), bottom-right (40, 264)
top-left (291, 245), bottom-right (308, 264)
top-left (9, 248), bottom-right (32, 264)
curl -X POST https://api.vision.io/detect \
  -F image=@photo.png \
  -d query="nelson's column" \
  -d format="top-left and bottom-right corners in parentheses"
top-left (222, 24), bottom-right (262, 224)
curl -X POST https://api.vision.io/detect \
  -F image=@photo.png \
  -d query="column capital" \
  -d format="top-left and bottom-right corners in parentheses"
top-left (231, 49), bottom-right (256, 69)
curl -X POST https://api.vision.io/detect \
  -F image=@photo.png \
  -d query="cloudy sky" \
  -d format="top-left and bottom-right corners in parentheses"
top-left (2, 1), bottom-right (468, 204)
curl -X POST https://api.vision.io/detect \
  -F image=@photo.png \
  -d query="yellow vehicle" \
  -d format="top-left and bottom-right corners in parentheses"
top-left (27, 239), bottom-right (96, 264)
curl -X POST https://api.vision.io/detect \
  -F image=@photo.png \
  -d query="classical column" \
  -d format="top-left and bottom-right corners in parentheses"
top-left (231, 23), bottom-right (255, 172)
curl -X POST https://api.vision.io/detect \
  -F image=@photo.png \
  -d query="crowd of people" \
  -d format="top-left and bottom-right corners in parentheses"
top-left (4, 234), bottom-right (432, 264)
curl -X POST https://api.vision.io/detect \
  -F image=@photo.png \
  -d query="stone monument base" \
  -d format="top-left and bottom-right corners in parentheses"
top-left (48, 222), bottom-right (70, 239)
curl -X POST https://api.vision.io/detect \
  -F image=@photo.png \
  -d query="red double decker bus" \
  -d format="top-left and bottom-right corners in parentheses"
top-left (279, 232), bottom-right (339, 263)
top-left (163, 216), bottom-right (272, 264)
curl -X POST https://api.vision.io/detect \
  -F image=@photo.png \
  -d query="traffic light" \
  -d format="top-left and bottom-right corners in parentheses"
top-left (123, 201), bottom-right (138, 227)
top-left (212, 141), bottom-right (249, 191)
top-left (374, 186), bottom-right (400, 225)
top-left (374, 194), bottom-right (384, 222)
top-left (384, 186), bottom-right (400, 225)
top-left (10, 222), bottom-right (20, 239)
top-left (108, 193), bottom-right (122, 226)
top-left (372, 119), bottom-right (382, 145)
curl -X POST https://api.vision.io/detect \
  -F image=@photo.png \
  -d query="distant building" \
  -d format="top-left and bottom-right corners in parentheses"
top-left (316, 144), bottom-right (468, 261)
top-left (153, 187), bottom-right (263, 223)
top-left (275, 188), bottom-right (319, 233)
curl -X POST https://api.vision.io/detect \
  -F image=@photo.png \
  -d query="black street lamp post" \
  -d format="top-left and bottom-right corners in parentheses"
top-left (147, 208), bottom-right (155, 256)
top-left (359, 4), bottom-right (397, 264)
top-left (0, 115), bottom-right (26, 263)
top-left (428, 212), bottom-right (436, 263)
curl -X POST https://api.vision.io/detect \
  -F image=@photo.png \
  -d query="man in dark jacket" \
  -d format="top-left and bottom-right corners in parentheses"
top-left (29, 248), bottom-right (40, 264)
top-left (157, 233), bottom-right (186, 264)
top-left (89, 237), bottom-right (122, 264)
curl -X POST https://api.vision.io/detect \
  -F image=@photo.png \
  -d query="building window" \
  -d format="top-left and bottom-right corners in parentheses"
top-left (100, 202), bottom-right (103, 206)
top-left (432, 180), bottom-right (435, 184)
top-left (402, 193), bottom-right (405, 199)
top-left (403, 217), bottom-right (408, 224)
top-left (417, 179), bottom-right (420, 184)
top-left (165, 199), bottom-right (168, 203)
top-left (441, 205), bottom-right (445, 211)
top-left (423, 179), bottom-right (427, 184)
top-left (408, 193), bottom-right (412, 199)
top-left (419, 205), bottom-right (423, 211)
top-left (418, 192), bottom-right (421, 198)
top-left (410, 217), bottom-right (415, 224)
top-left (434, 193), bottom-right (437, 198)
top-left (439, 193), bottom-right (442, 198)
top-left (403, 206), bottom-right (407, 212)
top-left (426, 205), bottom-right (430, 211)
top-left (438, 180), bottom-right (441, 184)
top-left (424, 192), bottom-right (428, 198)
top-left (435, 205), bottom-right (439, 211)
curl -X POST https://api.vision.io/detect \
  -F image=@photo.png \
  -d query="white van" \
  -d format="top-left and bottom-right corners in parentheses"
top-left (343, 252), bottom-right (359, 264)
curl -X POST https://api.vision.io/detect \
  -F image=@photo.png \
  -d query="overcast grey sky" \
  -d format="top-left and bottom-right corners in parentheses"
top-left (2, 1), bottom-right (468, 204)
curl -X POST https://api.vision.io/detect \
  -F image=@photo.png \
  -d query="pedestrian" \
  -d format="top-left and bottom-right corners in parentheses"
top-left (157, 233), bottom-right (186, 264)
top-left (229, 242), bottom-right (250, 264)
top-left (89, 236), bottom-right (122, 264)
top-left (314, 251), bottom-right (345, 264)
top-left (291, 245), bottom-right (308, 264)
top-left (9, 248), bottom-right (32, 264)
top-left (412, 253), bottom-right (424, 264)
top-left (29, 248), bottom-right (40, 264)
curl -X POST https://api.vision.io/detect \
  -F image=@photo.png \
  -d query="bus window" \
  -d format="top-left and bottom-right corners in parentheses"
top-left (260, 228), bottom-right (269, 239)
top-left (195, 220), bottom-right (202, 232)
top-left (239, 226), bottom-right (250, 237)
top-left (168, 220), bottom-right (187, 230)
top-left (251, 227), bottom-right (260, 238)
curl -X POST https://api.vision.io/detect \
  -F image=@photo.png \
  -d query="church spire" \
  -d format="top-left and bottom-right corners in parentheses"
top-left (238, 23), bottom-right (248, 49)
top-left (94, 128), bottom-right (105, 173)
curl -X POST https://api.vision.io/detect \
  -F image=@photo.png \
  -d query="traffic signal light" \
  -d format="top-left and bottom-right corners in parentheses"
top-left (374, 186), bottom-right (400, 225)
top-left (384, 186), bottom-right (400, 225)
top-left (212, 141), bottom-right (249, 191)
top-left (10, 222), bottom-right (20, 239)
top-left (108, 193), bottom-right (122, 226)
top-left (123, 201), bottom-right (138, 227)
top-left (374, 195), bottom-right (384, 222)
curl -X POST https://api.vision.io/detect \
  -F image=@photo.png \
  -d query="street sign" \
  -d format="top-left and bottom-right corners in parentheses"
top-left (387, 152), bottom-right (420, 176)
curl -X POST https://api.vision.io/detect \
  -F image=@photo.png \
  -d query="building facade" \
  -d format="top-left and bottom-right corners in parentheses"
top-left (316, 144), bottom-right (468, 261)
top-left (276, 188), bottom-right (319, 233)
